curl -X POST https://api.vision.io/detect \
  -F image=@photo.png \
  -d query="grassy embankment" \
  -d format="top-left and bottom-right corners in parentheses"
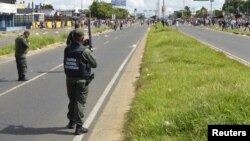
top-left (0, 27), bottom-right (109, 56)
top-left (208, 25), bottom-right (250, 36)
top-left (0, 33), bottom-right (67, 56)
top-left (124, 25), bottom-right (250, 141)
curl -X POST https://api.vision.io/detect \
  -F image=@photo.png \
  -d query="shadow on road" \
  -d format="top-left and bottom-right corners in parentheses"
top-left (38, 71), bottom-right (64, 74)
top-left (0, 125), bottom-right (73, 135)
top-left (0, 79), bottom-right (17, 82)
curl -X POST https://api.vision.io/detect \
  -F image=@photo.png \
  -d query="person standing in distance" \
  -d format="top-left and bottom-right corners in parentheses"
top-left (64, 29), bottom-right (97, 135)
top-left (15, 30), bottom-right (30, 81)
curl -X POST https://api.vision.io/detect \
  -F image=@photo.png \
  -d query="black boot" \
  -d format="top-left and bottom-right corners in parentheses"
top-left (18, 74), bottom-right (22, 81)
top-left (18, 74), bottom-right (28, 81)
top-left (75, 125), bottom-right (88, 135)
top-left (66, 121), bottom-right (76, 129)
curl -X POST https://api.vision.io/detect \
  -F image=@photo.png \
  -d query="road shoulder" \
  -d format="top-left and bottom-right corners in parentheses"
top-left (87, 29), bottom-right (148, 141)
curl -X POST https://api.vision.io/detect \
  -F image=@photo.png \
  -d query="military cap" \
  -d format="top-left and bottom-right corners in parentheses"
top-left (73, 29), bottom-right (84, 38)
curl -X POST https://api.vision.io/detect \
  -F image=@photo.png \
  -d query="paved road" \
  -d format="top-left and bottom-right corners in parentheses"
top-left (0, 25), bottom-right (148, 141)
top-left (179, 25), bottom-right (250, 63)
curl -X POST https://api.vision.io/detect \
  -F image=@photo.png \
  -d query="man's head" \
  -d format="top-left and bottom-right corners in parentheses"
top-left (73, 29), bottom-right (84, 43)
top-left (23, 31), bottom-right (30, 39)
top-left (75, 22), bottom-right (80, 29)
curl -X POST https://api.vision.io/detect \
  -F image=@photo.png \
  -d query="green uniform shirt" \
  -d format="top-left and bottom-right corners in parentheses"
top-left (81, 47), bottom-right (97, 69)
top-left (15, 35), bottom-right (29, 58)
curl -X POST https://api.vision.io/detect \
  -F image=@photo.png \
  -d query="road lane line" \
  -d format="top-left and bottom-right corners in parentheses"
top-left (104, 41), bottom-right (109, 45)
top-left (73, 39), bottom-right (141, 141)
top-left (0, 64), bottom-right (63, 97)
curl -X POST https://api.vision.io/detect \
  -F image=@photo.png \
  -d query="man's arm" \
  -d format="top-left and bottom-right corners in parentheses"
top-left (21, 37), bottom-right (29, 49)
top-left (82, 48), bottom-right (97, 68)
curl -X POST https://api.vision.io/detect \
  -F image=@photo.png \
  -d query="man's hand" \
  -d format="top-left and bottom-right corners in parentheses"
top-left (83, 39), bottom-right (90, 46)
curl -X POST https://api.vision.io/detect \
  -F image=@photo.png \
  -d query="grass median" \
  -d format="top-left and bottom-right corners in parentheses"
top-left (124, 25), bottom-right (250, 141)
top-left (0, 33), bottom-right (67, 56)
top-left (208, 25), bottom-right (250, 36)
top-left (0, 27), bottom-right (110, 56)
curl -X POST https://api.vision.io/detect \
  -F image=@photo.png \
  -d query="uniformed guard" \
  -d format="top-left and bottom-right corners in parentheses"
top-left (15, 30), bottom-right (30, 81)
top-left (64, 29), bottom-right (97, 135)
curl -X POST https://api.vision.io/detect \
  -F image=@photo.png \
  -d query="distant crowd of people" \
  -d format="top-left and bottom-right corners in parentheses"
top-left (186, 18), bottom-right (250, 31)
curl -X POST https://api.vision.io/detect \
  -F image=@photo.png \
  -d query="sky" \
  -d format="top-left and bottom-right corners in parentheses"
top-left (20, 0), bottom-right (225, 15)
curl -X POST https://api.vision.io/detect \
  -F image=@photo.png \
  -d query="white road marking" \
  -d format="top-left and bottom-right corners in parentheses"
top-left (104, 41), bottom-right (109, 45)
top-left (0, 64), bottom-right (63, 97)
top-left (72, 40), bottom-right (140, 141)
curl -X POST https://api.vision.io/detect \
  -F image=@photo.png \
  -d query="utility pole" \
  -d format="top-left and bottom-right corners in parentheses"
top-left (157, 0), bottom-right (160, 19)
top-left (210, 0), bottom-right (213, 25)
top-left (248, 0), bottom-right (249, 20)
top-left (162, 0), bottom-right (165, 26)
top-left (227, 0), bottom-right (229, 18)
top-left (81, 0), bottom-right (83, 9)
top-left (182, 0), bottom-right (185, 18)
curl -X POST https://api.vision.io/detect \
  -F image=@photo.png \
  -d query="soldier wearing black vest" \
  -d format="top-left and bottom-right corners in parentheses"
top-left (64, 29), bottom-right (97, 135)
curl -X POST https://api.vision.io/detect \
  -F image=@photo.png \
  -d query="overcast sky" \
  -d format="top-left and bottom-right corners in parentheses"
top-left (22, 0), bottom-right (225, 14)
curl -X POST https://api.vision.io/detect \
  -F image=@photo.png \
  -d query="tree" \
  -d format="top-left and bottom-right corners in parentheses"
top-left (222, 0), bottom-right (250, 15)
top-left (195, 7), bottom-right (208, 18)
top-left (214, 10), bottom-right (223, 17)
top-left (89, 1), bottom-right (128, 19)
top-left (42, 4), bottom-right (54, 10)
top-left (183, 6), bottom-right (192, 18)
top-left (176, 11), bottom-right (182, 18)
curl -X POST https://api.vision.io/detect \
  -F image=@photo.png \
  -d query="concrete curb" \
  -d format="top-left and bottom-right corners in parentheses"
top-left (87, 28), bottom-right (149, 141)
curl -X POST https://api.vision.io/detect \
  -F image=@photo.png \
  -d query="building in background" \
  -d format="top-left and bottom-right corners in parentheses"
top-left (0, 0), bottom-right (18, 31)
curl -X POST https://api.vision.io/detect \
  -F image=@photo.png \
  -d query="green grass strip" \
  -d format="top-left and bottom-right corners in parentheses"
top-left (0, 27), bottom-right (110, 56)
top-left (208, 25), bottom-right (250, 36)
top-left (124, 25), bottom-right (250, 141)
top-left (0, 33), bottom-right (67, 56)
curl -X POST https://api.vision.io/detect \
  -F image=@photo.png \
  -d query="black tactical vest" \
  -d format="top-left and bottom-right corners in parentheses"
top-left (64, 46), bottom-right (91, 78)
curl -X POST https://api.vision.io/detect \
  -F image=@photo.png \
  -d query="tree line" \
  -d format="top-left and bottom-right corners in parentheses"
top-left (175, 0), bottom-right (250, 18)
top-left (88, 1), bottom-right (129, 19)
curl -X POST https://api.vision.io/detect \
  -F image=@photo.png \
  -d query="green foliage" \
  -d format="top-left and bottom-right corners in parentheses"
top-left (0, 34), bottom-right (66, 56)
top-left (209, 26), bottom-right (250, 36)
top-left (176, 11), bottom-right (182, 18)
top-left (214, 10), bottom-right (223, 17)
top-left (183, 6), bottom-right (192, 18)
top-left (42, 4), bottom-right (54, 10)
top-left (222, 0), bottom-right (250, 15)
top-left (195, 7), bottom-right (208, 18)
top-left (124, 25), bottom-right (250, 141)
top-left (29, 35), bottom-right (58, 50)
top-left (0, 44), bottom-right (14, 56)
top-left (89, 1), bottom-right (128, 19)
top-left (0, 28), bottom-right (110, 57)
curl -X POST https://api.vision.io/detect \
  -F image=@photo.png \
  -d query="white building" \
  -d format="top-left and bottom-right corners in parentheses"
top-left (0, 0), bottom-right (17, 31)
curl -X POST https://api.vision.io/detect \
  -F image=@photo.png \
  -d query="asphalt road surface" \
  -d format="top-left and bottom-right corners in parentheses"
top-left (179, 25), bottom-right (250, 63)
top-left (0, 25), bottom-right (148, 141)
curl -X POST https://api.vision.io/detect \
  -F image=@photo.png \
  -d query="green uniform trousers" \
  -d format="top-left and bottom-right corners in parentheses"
top-left (66, 77), bottom-right (88, 125)
top-left (15, 56), bottom-right (27, 77)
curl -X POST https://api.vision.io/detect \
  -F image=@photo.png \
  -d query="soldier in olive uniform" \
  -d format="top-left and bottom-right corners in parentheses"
top-left (15, 31), bottom-right (30, 81)
top-left (64, 29), bottom-right (97, 135)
